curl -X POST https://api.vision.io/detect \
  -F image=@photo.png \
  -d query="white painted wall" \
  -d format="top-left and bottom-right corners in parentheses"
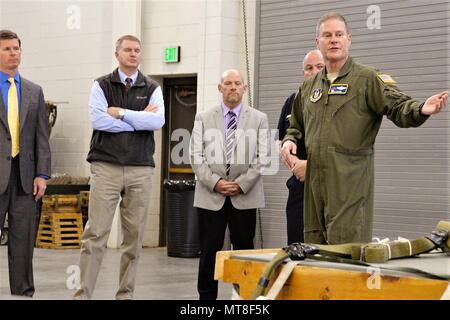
top-left (141, 0), bottom-right (256, 110)
top-left (0, 0), bottom-right (256, 247)
top-left (0, 0), bottom-right (113, 176)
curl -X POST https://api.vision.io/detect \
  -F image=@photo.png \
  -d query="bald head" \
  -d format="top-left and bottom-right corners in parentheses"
top-left (302, 49), bottom-right (324, 79)
top-left (220, 69), bottom-right (245, 84)
top-left (218, 69), bottom-right (247, 109)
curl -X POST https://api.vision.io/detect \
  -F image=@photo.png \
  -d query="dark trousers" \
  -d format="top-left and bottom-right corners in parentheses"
top-left (197, 197), bottom-right (256, 300)
top-left (286, 176), bottom-right (304, 245)
top-left (0, 156), bottom-right (37, 297)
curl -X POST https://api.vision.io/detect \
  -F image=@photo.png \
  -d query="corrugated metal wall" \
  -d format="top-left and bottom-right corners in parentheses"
top-left (254, 0), bottom-right (450, 248)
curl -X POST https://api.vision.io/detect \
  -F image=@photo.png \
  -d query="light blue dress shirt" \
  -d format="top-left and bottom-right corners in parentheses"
top-left (89, 69), bottom-right (165, 132)
top-left (0, 71), bottom-right (48, 179)
top-left (0, 71), bottom-right (21, 112)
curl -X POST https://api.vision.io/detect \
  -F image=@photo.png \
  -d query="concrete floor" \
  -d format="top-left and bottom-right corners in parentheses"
top-left (0, 246), bottom-right (233, 300)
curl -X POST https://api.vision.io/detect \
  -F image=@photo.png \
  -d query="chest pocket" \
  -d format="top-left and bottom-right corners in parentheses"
top-left (330, 87), bottom-right (362, 119)
top-left (133, 94), bottom-right (149, 109)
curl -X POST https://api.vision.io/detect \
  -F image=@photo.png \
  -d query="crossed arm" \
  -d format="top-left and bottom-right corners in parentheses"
top-left (89, 81), bottom-right (165, 132)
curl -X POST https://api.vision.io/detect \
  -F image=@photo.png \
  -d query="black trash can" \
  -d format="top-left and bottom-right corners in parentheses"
top-left (164, 179), bottom-right (200, 258)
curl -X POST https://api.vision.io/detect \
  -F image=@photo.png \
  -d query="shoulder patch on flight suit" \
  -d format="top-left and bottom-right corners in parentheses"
top-left (328, 84), bottom-right (348, 95)
top-left (310, 88), bottom-right (323, 103)
top-left (377, 74), bottom-right (396, 84)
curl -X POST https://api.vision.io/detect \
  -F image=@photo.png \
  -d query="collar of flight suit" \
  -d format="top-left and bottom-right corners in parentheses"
top-left (320, 57), bottom-right (354, 83)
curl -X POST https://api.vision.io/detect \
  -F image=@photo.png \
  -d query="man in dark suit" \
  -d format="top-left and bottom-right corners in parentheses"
top-left (0, 30), bottom-right (51, 297)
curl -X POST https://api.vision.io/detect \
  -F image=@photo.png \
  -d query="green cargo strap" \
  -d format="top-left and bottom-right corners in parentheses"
top-left (251, 247), bottom-right (450, 300)
top-left (353, 237), bottom-right (434, 263)
top-left (316, 220), bottom-right (450, 263)
top-left (256, 261), bottom-right (301, 300)
top-left (355, 220), bottom-right (450, 263)
top-left (316, 243), bottom-right (363, 257)
top-left (306, 252), bottom-right (450, 281)
top-left (251, 243), bottom-right (321, 299)
top-left (251, 250), bottom-right (289, 300)
top-left (251, 221), bottom-right (450, 299)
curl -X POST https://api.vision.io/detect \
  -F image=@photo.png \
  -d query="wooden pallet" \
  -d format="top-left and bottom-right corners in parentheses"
top-left (36, 212), bottom-right (83, 249)
top-left (79, 191), bottom-right (90, 226)
top-left (42, 194), bottom-right (81, 213)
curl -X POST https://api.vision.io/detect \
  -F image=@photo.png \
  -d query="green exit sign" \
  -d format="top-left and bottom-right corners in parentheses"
top-left (164, 46), bottom-right (180, 63)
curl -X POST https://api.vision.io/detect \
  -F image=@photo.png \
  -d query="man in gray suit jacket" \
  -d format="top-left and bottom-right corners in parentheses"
top-left (0, 30), bottom-right (51, 297)
top-left (190, 69), bottom-right (269, 300)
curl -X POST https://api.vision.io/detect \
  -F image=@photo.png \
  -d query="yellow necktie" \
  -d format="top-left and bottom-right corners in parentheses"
top-left (8, 78), bottom-right (19, 157)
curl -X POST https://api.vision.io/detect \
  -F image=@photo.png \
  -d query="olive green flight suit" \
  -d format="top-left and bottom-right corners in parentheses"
top-left (284, 57), bottom-right (429, 244)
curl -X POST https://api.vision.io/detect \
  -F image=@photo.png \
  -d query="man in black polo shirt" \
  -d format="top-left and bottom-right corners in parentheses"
top-left (74, 35), bottom-right (165, 300)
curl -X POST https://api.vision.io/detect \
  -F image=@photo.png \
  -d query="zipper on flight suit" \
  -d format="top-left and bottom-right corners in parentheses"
top-left (315, 79), bottom-right (330, 240)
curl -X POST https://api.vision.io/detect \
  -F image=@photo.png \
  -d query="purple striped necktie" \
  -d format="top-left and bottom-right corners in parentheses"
top-left (226, 111), bottom-right (237, 176)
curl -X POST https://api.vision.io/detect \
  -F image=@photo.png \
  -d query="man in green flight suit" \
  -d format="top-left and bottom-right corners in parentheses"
top-left (281, 12), bottom-right (448, 245)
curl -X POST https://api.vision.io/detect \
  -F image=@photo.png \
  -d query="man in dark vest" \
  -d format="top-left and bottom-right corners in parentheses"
top-left (74, 35), bottom-right (165, 300)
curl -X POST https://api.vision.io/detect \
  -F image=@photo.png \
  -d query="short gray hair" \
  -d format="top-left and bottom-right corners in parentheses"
top-left (316, 12), bottom-right (350, 37)
top-left (115, 35), bottom-right (141, 52)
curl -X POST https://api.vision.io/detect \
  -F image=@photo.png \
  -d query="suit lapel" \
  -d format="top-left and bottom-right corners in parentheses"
top-left (235, 104), bottom-right (249, 149)
top-left (19, 76), bottom-right (31, 132)
top-left (0, 89), bottom-right (8, 131)
top-left (213, 106), bottom-right (225, 152)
